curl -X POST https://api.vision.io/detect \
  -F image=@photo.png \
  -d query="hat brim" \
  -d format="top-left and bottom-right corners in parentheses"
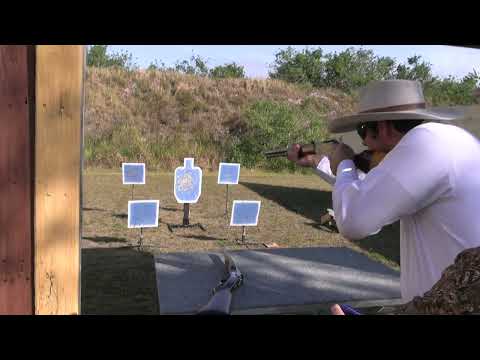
top-left (328, 107), bottom-right (467, 133)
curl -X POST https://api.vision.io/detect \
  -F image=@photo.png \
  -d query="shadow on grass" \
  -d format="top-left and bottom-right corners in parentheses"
top-left (113, 213), bottom-right (128, 219)
top-left (83, 207), bottom-right (107, 212)
top-left (180, 235), bottom-right (225, 241)
top-left (81, 247), bottom-right (159, 315)
top-left (83, 236), bottom-right (128, 244)
top-left (160, 206), bottom-right (181, 212)
top-left (241, 181), bottom-right (400, 265)
top-left (304, 221), bottom-right (337, 233)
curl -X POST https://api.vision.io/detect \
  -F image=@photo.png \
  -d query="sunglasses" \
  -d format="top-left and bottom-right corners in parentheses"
top-left (356, 122), bottom-right (378, 140)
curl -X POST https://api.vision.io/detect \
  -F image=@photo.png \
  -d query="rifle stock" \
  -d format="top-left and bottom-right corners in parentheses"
top-left (197, 288), bottom-right (232, 315)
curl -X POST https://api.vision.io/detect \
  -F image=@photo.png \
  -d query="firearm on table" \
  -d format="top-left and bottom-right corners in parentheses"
top-left (265, 139), bottom-right (384, 174)
top-left (196, 251), bottom-right (244, 315)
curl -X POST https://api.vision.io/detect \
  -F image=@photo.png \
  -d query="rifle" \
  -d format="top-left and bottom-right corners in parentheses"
top-left (265, 139), bottom-right (385, 174)
top-left (197, 251), bottom-right (244, 315)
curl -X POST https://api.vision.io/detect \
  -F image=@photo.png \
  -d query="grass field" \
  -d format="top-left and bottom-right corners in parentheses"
top-left (81, 168), bottom-right (400, 314)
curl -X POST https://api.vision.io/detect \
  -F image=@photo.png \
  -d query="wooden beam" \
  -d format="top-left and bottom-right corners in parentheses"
top-left (0, 45), bottom-right (35, 315)
top-left (34, 45), bottom-right (84, 315)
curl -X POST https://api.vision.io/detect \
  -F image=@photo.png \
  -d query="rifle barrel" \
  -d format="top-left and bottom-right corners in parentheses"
top-left (264, 149), bottom-right (288, 158)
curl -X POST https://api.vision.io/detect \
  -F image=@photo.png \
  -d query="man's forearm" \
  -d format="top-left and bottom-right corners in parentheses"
top-left (332, 160), bottom-right (383, 240)
top-left (197, 288), bottom-right (232, 315)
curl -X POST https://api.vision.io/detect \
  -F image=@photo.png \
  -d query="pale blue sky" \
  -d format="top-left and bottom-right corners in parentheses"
top-left (108, 45), bottom-right (480, 80)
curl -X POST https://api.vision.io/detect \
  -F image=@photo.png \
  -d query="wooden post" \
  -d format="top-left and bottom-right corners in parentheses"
top-left (0, 46), bottom-right (36, 315)
top-left (183, 203), bottom-right (190, 226)
top-left (34, 46), bottom-right (84, 315)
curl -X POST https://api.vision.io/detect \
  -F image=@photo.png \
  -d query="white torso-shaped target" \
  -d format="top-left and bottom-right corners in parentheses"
top-left (174, 158), bottom-right (202, 203)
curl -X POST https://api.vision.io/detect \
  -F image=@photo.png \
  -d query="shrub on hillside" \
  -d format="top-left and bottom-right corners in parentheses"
top-left (228, 100), bottom-right (329, 171)
top-left (87, 45), bottom-right (134, 70)
top-left (269, 47), bottom-right (479, 105)
top-left (210, 63), bottom-right (245, 78)
top-left (174, 55), bottom-right (209, 77)
top-left (424, 71), bottom-right (480, 106)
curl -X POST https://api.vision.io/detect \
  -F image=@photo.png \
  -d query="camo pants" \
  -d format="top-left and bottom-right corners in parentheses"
top-left (393, 247), bottom-right (480, 315)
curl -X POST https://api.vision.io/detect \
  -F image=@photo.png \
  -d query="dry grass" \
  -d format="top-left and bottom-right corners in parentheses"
top-left (81, 169), bottom-right (400, 314)
top-left (85, 67), bottom-right (312, 139)
top-left (84, 67), bottom-right (356, 170)
top-left (82, 169), bottom-right (399, 266)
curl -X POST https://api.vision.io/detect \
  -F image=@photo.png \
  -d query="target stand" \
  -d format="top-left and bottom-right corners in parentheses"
top-left (167, 203), bottom-right (206, 232)
top-left (234, 225), bottom-right (259, 247)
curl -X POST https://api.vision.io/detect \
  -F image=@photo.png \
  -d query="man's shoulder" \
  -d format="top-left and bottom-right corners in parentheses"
top-left (412, 121), bottom-right (455, 134)
top-left (413, 121), bottom-right (473, 137)
top-left (397, 122), bottom-right (445, 149)
top-left (402, 122), bottom-right (471, 147)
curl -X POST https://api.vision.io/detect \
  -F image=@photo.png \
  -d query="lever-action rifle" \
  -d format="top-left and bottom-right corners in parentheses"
top-left (197, 251), bottom-right (244, 315)
top-left (265, 139), bottom-right (385, 174)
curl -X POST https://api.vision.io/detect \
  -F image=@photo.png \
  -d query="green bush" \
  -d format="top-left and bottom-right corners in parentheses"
top-left (394, 55), bottom-right (434, 82)
top-left (425, 71), bottom-right (480, 106)
top-left (269, 46), bottom-right (396, 92)
top-left (210, 62), bottom-right (246, 78)
top-left (87, 45), bottom-right (134, 70)
top-left (173, 55), bottom-right (209, 76)
top-left (323, 48), bottom-right (396, 91)
top-left (269, 47), bottom-right (479, 105)
top-left (269, 47), bottom-right (326, 86)
top-left (228, 100), bottom-right (329, 171)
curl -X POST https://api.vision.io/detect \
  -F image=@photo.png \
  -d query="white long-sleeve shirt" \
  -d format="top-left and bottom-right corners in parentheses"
top-left (327, 122), bottom-right (480, 302)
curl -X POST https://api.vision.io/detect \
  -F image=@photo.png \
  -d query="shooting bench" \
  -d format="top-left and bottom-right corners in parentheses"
top-left (154, 246), bottom-right (403, 315)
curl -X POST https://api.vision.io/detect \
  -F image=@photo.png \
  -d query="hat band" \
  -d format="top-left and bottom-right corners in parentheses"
top-left (359, 102), bottom-right (426, 114)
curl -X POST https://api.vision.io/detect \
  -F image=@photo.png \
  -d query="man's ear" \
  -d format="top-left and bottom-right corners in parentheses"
top-left (378, 121), bottom-right (396, 143)
top-left (377, 121), bottom-right (387, 139)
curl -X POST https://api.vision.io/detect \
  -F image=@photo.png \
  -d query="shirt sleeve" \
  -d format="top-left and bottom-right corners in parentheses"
top-left (314, 156), bottom-right (336, 185)
top-left (313, 156), bottom-right (366, 184)
top-left (332, 127), bottom-right (451, 240)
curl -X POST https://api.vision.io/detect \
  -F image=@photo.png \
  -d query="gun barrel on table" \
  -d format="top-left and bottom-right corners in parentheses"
top-left (196, 252), bottom-right (244, 315)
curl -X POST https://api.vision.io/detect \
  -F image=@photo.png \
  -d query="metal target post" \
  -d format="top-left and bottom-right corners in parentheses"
top-left (237, 225), bottom-right (255, 247)
top-left (225, 184), bottom-right (229, 216)
top-left (131, 184), bottom-right (134, 200)
top-left (218, 163), bottom-right (240, 218)
top-left (138, 227), bottom-right (144, 247)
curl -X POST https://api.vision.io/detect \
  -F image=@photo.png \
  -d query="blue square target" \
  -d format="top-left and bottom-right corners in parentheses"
top-left (218, 163), bottom-right (240, 185)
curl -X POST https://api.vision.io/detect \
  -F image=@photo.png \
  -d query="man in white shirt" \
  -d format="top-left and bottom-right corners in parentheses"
top-left (288, 80), bottom-right (480, 307)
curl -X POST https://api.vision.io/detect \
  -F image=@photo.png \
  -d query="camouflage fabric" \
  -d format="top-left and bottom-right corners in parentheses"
top-left (393, 247), bottom-right (480, 315)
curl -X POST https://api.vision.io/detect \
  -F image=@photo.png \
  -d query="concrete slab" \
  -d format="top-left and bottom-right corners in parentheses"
top-left (155, 247), bottom-right (401, 314)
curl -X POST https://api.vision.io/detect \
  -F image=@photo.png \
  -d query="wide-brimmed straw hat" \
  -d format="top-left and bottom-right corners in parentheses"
top-left (328, 80), bottom-right (465, 133)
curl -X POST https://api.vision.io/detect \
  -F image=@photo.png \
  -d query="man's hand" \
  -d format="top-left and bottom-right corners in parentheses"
top-left (330, 304), bottom-right (345, 315)
top-left (287, 144), bottom-right (323, 168)
top-left (329, 143), bottom-right (355, 175)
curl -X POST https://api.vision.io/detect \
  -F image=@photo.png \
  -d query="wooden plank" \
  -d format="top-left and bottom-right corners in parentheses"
top-left (34, 45), bottom-right (84, 315)
top-left (0, 45), bottom-right (35, 315)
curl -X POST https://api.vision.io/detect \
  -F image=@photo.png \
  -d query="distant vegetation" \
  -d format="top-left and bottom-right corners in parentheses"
top-left (268, 46), bottom-right (480, 105)
top-left (84, 45), bottom-right (479, 171)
